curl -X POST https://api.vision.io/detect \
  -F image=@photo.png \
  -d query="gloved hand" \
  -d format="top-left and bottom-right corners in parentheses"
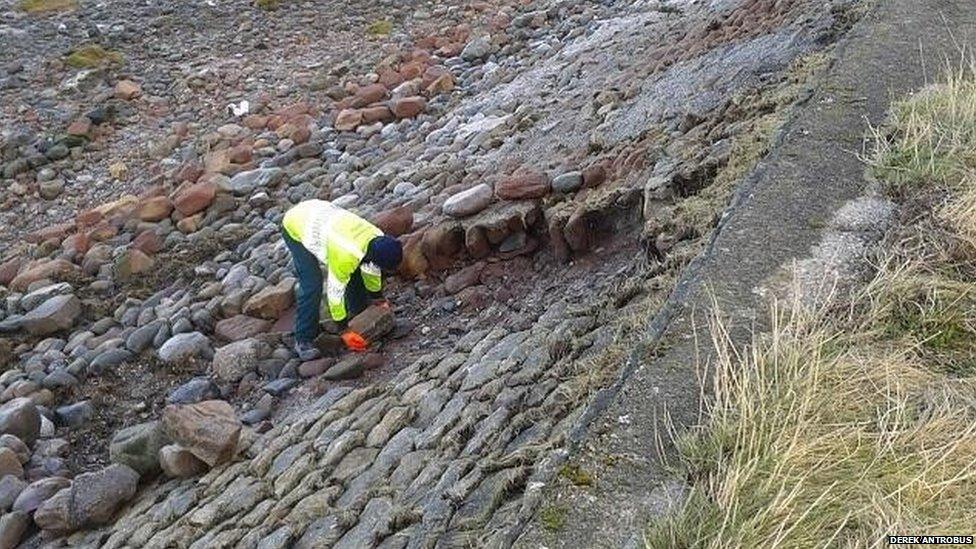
top-left (341, 330), bottom-right (368, 352)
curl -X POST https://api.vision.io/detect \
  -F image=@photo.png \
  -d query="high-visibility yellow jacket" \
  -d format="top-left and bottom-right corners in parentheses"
top-left (282, 200), bottom-right (383, 321)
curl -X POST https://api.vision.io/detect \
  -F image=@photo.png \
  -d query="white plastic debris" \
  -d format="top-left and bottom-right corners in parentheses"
top-left (227, 100), bottom-right (250, 117)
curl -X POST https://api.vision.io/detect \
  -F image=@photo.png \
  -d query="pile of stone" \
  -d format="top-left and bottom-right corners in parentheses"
top-left (0, 393), bottom-right (245, 542)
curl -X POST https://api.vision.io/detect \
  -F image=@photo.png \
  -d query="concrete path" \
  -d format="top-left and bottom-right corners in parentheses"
top-left (514, 0), bottom-right (976, 546)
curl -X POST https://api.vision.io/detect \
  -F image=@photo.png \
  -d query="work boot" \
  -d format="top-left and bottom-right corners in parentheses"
top-left (294, 340), bottom-right (321, 361)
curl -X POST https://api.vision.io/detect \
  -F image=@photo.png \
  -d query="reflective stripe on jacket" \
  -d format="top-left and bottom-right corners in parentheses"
top-left (282, 200), bottom-right (383, 321)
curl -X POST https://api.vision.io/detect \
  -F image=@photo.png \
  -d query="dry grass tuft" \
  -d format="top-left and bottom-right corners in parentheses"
top-left (647, 63), bottom-right (976, 547)
top-left (870, 61), bottom-right (976, 192)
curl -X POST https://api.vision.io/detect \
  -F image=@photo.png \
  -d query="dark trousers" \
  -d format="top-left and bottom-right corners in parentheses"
top-left (282, 229), bottom-right (369, 343)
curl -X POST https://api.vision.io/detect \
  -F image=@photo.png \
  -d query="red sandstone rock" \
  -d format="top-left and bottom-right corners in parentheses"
top-left (495, 170), bottom-right (550, 200)
top-left (228, 144), bottom-right (253, 165)
top-left (348, 305), bottom-right (395, 341)
top-left (10, 260), bottom-right (78, 292)
top-left (378, 68), bottom-right (403, 89)
top-left (583, 163), bottom-right (608, 187)
top-left (277, 102), bottom-right (312, 117)
top-left (398, 232), bottom-right (429, 279)
top-left (137, 196), bottom-right (174, 222)
top-left (172, 181), bottom-right (216, 216)
top-left (399, 61), bottom-right (425, 80)
top-left (353, 83), bottom-right (388, 107)
top-left (421, 65), bottom-right (450, 89)
top-left (371, 206), bottom-right (413, 237)
top-left (422, 222), bottom-right (464, 270)
top-left (242, 279), bottom-right (294, 320)
top-left (114, 80), bottom-right (142, 100)
top-left (564, 209), bottom-right (591, 252)
top-left (0, 257), bottom-right (23, 286)
top-left (27, 223), bottom-right (75, 244)
top-left (75, 209), bottom-right (103, 228)
top-left (176, 162), bottom-right (204, 183)
top-left (391, 96), bottom-right (426, 119)
top-left (335, 109), bottom-right (363, 131)
top-left (86, 222), bottom-right (118, 242)
top-left (215, 315), bottom-right (271, 341)
top-left (131, 230), bottom-right (164, 255)
top-left (465, 226), bottom-right (490, 259)
top-left (445, 262), bottom-right (485, 294)
top-left (242, 115), bottom-right (268, 130)
top-left (62, 233), bottom-right (90, 256)
top-left (361, 105), bottom-right (394, 125)
top-left (66, 118), bottom-right (91, 137)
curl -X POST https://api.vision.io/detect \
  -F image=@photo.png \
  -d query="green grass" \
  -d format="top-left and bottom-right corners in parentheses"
top-left (539, 505), bottom-right (567, 531)
top-left (558, 463), bottom-right (594, 487)
top-left (646, 63), bottom-right (976, 547)
top-left (17, 0), bottom-right (77, 13)
top-left (65, 45), bottom-right (123, 69)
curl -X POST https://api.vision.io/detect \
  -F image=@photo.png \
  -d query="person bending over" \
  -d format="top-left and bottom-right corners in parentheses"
top-left (281, 199), bottom-right (403, 360)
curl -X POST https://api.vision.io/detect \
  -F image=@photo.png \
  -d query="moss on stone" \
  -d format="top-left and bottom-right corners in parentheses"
top-left (65, 45), bottom-right (123, 69)
top-left (254, 0), bottom-right (279, 10)
top-left (17, 0), bottom-right (77, 13)
top-left (367, 20), bottom-right (393, 36)
top-left (558, 463), bottom-right (594, 487)
top-left (538, 505), bottom-right (567, 531)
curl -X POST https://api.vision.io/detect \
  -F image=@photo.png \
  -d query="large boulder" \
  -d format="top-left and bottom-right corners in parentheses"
top-left (212, 338), bottom-right (270, 383)
top-left (242, 279), bottom-right (294, 320)
top-left (0, 398), bottom-right (41, 446)
top-left (109, 421), bottom-right (167, 477)
top-left (20, 294), bottom-right (81, 336)
top-left (161, 400), bottom-right (241, 467)
top-left (33, 464), bottom-right (139, 533)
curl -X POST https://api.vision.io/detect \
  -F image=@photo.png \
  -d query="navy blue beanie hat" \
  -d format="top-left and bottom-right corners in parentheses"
top-left (367, 236), bottom-right (403, 271)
